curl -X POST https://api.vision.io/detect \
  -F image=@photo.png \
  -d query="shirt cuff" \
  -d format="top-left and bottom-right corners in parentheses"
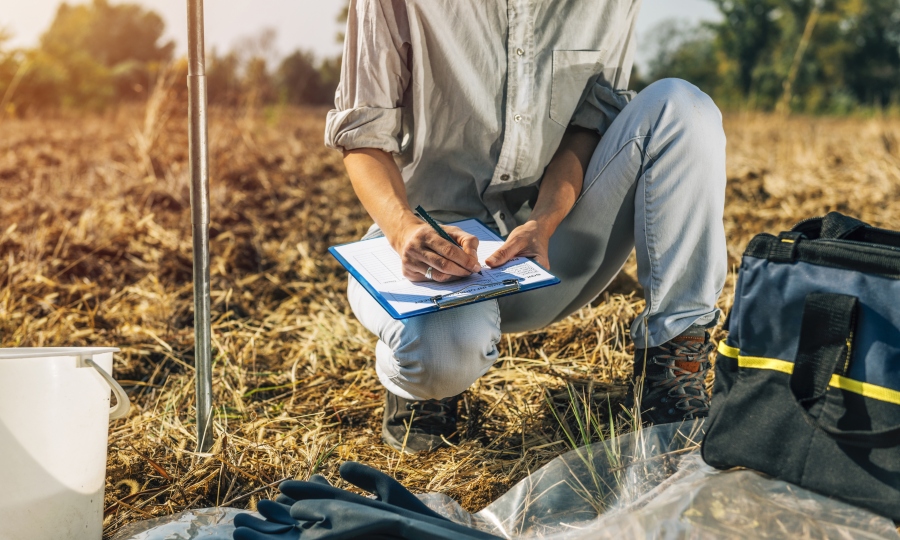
top-left (569, 84), bottom-right (636, 137)
top-left (324, 106), bottom-right (404, 153)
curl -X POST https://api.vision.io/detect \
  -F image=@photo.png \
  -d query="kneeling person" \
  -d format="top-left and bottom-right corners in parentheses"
top-left (325, 0), bottom-right (726, 453)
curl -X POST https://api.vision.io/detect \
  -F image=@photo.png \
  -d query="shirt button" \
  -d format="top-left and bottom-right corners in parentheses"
top-left (500, 173), bottom-right (510, 180)
top-left (516, 48), bottom-right (524, 56)
top-left (514, 114), bottom-right (522, 122)
top-left (499, 213), bottom-right (506, 220)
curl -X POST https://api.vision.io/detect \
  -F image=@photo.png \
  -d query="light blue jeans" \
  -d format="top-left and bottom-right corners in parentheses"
top-left (348, 79), bottom-right (727, 400)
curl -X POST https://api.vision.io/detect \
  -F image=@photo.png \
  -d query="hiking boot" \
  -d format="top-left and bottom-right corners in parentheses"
top-left (629, 328), bottom-right (715, 425)
top-left (382, 391), bottom-right (459, 454)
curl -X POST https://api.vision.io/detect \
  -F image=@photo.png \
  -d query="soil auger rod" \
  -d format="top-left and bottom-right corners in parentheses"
top-left (187, 0), bottom-right (214, 452)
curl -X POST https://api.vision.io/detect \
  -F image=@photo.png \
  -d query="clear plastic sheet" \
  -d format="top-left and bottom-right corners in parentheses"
top-left (111, 507), bottom-right (251, 540)
top-left (114, 421), bottom-right (900, 540)
top-left (422, 421), bottom-right (900, 539)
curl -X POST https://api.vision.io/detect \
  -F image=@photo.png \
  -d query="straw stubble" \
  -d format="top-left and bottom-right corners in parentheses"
top-left (0, 104), bottom-right (898, 538)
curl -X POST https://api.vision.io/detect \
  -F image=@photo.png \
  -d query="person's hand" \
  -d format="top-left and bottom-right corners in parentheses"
top-left (485, 220), bottom-right (551, 269)
top-left (391, 219), bottom-right (481, 282)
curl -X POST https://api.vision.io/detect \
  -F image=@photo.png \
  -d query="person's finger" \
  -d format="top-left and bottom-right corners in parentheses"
top-left (444, 227), bottom-right (481, 268)
top-left (404, 266), bottom-right (454, 282)
top-left (416, 246), bottom-right (474, 278)
top-left (459, 236), bottom-right (481, 264)
top-left (400, 256), bottom-right (455, 282)
top-left (425, 231), bottom-right (480, 273)
top-left (485, 236), bottom-right (524, 268)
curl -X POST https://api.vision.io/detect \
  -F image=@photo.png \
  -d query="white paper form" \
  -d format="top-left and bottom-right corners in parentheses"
top-left (331, 219), bottom-right (557, 317)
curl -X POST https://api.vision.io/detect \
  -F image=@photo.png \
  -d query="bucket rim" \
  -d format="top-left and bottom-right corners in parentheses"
top-left (0, 347), bottom-right (120, 359)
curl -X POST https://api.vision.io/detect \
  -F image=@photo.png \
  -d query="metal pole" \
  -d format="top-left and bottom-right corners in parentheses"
top-left (187, 0), bottom-right (213, 452)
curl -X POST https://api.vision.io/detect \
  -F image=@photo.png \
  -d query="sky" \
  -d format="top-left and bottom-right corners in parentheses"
top-left (1, 0), bottom-right (721, 68)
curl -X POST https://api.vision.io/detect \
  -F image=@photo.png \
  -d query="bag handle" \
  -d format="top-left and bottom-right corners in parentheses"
top-left (793, 212), bottom-right (900, 248)
top-left (819, 212), bottom-right (868, 240)
top-left (790, 293), bottom-right (900, 448)
top-left (792, 212), bottom-right (866, 240)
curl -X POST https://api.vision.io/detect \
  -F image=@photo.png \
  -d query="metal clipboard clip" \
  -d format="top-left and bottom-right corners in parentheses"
top-left (430, 279), bottom-right (521, 309)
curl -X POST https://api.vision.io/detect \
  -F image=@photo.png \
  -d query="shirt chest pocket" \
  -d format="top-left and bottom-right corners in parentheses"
top-left (549, 50), bottom-right (605, 126)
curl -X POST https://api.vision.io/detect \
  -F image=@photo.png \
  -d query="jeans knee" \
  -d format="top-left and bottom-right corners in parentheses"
top-left (641, 79), bottom-right (726, 192)
top-left (643, 79), bottom-right (723, 139)
top-left (645, 78), bottom-right (719, 113)
top-left (383, 304), bottom-right (500, 400)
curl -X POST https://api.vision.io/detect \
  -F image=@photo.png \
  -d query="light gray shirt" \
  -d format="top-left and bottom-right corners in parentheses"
top-left (325, 0), bottom-right (641, 235)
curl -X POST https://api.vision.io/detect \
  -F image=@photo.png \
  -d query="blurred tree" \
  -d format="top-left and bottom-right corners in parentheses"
top-left (644, 0), bottom-right (900, 112)
top-left (206, 49), bottom-right (242, 106)
top-left (274, 51), bottom-right (341, 106)
top-left (644, 19), bottom-right (729, 100)
top-left (1, 0), bottom-right (348, 112)
top-left (40, 0), bottom-right (174, 102)
top-left (41, 0), bottom-right (173, 67)
top-left (5, 0), bottom-right (173, 111)
top-left (275, 2), bottom-right (345, 107)
top-left (336, 1), bottom-right (350, 43)
top-left (243, 56), bottom-right (276, 110)
top-left (277, 50), bottom-right (322, 105)
top-left (0, 28), bottom-right (26, 117)
top-left (317, 56), bottom-right (341, 105)
top-left (29, 48), bottom-right (114, 110)
top-left (839, 0), bottom-right (900, 107)
top-left (708, 0), bottom-right (785, 102)
top-left (231, 28), bottom-right (278, 111)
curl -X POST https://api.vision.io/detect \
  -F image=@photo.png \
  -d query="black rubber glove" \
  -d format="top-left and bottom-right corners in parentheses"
top-left (233, 500), bottom-right (299, 540)
top-left (233, 462), bottom-right (503, 540)
top-left (274, 462), bottom-right (446, 521)
top-left (286, 498), bottom-right (500, 540)
top-left (235, 496), bottom-right (499, 540)
top-left (235, 493), bottom-right (501, 540)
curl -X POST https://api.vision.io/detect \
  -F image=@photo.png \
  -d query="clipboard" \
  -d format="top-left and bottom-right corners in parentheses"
top-left (328, 219), bottom-right (560, 319)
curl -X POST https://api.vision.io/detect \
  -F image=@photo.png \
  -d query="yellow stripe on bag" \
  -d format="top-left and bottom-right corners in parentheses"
top-left (739, 356), bottom-right (795, 375)
top-left (717, 341), bottom-right (740, 359)
top-left (715, 342), bottom-right (900, 406)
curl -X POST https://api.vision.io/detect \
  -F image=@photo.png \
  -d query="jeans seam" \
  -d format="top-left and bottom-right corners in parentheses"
top-left (575, 133), bottom-right (659, 343)
top-left (640, 140), bottom-right (660, 341)
top-left (574, 135), bottom-right (651, 208)
top-left (492, 300), bottom-right (501, 354)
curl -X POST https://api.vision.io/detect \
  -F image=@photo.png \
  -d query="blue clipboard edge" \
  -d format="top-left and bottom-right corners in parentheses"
top-left (327, 219), bottom-right (560, 320)
top-left (328, 244), bottom-right (407, 319)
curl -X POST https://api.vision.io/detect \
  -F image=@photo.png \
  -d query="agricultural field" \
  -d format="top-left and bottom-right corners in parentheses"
top-left (1, 98), bottom-right (899, 538)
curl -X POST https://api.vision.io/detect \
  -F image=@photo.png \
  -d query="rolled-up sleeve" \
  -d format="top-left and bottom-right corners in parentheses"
top-left (569, 84), bottom-right (635, 136)
top-left (324, 0), bottom-right (411, 153)
top-left (569, 10), bottom-right (638, 136)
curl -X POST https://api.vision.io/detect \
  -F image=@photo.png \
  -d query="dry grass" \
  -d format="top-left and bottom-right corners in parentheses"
top-left (1, 98), bottom-right (899, 538)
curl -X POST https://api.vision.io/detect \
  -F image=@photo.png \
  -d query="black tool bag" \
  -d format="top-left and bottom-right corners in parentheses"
top-left (702, 212), bottom-right (900, 520)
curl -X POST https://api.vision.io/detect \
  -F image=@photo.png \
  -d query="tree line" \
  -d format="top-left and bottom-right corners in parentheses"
top-left (1, 0), bottom-right (899, 115)
top-left (638, 0), bottom-right (900, 113)
top-left (0, 0), bottom-right (341, 115)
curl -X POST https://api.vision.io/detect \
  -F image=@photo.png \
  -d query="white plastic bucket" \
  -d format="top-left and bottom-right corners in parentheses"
top-left (0, 347), bottom-right (131, 540)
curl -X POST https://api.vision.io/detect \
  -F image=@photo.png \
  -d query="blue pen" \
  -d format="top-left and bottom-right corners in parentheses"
top-left (414, 205), bottom-right (483, 275)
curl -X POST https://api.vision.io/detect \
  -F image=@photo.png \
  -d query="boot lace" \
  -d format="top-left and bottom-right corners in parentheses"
top-left (648, 340), bottom-right (715, 417)
top-left (402, 397), bottom-right (457, 432)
